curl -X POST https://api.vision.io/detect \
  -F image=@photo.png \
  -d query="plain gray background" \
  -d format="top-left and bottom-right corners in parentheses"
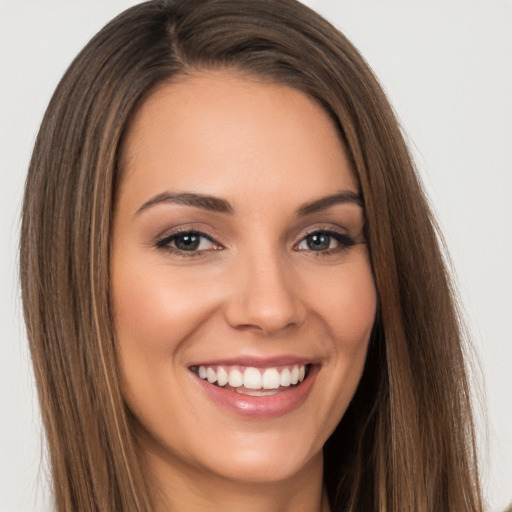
top-left (1, 1), bottom-right (511, 510)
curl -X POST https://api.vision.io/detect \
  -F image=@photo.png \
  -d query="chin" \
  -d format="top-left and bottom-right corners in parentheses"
top-left (209, 451), bottom-right (320, 485)
top-left (193, 427), bottom-right (325, 485)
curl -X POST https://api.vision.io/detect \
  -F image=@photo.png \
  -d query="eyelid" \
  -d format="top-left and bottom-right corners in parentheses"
top-left (156, 229), bottom-right (213, 247)
top-left (155, 223), bottom-right (221, 243)
top-left (153, 223), bottom-right (358, 257)
top-left (155, 226), bottom-right (225, 256)
top-left (295, 224), bottom-right (351, 242)
top-left (293, 226), bottom-right (356, 252)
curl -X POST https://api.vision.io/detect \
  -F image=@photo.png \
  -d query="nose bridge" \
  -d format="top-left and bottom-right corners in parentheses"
top-left (225, 243), bottom-right (304, 334)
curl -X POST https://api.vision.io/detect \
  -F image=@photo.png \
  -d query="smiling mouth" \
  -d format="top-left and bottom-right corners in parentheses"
top-left (189, 364), bottom-right (312, 396)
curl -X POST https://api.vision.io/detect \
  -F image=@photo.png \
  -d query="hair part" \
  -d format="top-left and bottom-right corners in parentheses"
top-left (20, 1), bottom-right (483, 510)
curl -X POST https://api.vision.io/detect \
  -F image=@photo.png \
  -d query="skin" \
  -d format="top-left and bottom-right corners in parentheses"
top-left (111, 71), bottom-right (377, 512)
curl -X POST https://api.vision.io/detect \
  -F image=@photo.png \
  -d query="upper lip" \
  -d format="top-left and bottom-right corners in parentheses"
top-left (187, 354), bottom-right (317, 368)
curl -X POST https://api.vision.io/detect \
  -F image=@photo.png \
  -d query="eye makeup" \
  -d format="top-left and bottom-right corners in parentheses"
top-left (154, 224), bottom-right (359, 259)
top-left (155, 228), bottom-right (224, 257)
top-left (294, 228), bottom-right (356, 255)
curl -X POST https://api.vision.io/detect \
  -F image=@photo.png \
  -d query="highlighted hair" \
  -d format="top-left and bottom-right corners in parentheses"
top-left (20, 1), bottom-right (483, 510)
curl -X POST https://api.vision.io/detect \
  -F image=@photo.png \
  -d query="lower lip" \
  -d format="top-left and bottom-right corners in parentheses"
top-left (194, 367), bottom-right (318, 419)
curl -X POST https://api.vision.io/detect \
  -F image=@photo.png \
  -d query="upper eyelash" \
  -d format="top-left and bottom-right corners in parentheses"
top-left (155, 229), bottom-right (221, 254)
top-left (296, 229), bottom-right (356, 252)
top-left (155, 227), bottom-right (356, 256)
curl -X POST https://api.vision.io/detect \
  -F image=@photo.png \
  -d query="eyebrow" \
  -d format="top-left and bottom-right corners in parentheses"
top-left (135, 190), bottom-right (363, 216)
top-left (296, 191), bottom-right (364, 216)
top-left (136, 192), bottom-right (234, 215)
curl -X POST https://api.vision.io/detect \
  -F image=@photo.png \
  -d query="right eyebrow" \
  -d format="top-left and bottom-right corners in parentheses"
top-left (135, 192), bottom-right (234, 216)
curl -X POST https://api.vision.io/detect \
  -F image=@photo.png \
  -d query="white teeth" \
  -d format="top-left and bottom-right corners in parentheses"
top-left (206, 367), bottom-right (217, 384)
top-left (262, 368), bottom-right (280, 389)
top-left (217, 366), bottom-right (228, 387)
top-left (228, 369), bottom-right (244, 388)
top-left (280, 368), bottom-right (291, 387)
top-left (195, 364), bottom-right (308, 391)
top-left (290, 365), bottom-right (299, 385)
top-left (243, 367), bottom-right (262, 389)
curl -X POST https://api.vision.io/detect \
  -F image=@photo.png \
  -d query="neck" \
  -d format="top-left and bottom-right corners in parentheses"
top-left (149, 450), bottom-right (330, 512)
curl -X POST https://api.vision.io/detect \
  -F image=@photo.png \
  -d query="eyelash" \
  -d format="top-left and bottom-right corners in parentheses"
top-left (155, 228), bottom-right (356, 257)
top-left (155, 229), bottom-right (222, 257)
top-left (296, 228), bottom-right (356, 255)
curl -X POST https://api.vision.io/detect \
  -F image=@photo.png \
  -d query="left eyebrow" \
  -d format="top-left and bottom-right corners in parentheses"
top-left (296, 191), bottom-right (364, 216)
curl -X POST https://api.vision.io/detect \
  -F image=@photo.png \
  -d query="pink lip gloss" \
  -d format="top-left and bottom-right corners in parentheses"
top-left (192, 365), bottom-right (318, 419)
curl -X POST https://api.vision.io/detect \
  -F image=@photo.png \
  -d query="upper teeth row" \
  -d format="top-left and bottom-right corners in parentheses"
top-left (197, 365), bottom-right (306, 390)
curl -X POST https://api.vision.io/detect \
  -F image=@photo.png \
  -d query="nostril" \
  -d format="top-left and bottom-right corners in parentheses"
top-left (222, 257), bottom-right (308, 335)
top-left (225, 297), bottom-right (305, 335)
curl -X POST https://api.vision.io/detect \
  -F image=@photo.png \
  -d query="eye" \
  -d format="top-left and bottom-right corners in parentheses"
top-left (156, 230), bottom-right (222, 255)
top-left (295, 230), bottom-right (355, 253)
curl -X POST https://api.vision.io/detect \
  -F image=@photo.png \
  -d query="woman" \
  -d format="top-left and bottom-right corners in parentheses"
top-left (19, 0), bottom-right (484, 510)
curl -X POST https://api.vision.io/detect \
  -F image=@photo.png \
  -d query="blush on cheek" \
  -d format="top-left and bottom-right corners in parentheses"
top-left (318, 270), bottom-right (377, 348)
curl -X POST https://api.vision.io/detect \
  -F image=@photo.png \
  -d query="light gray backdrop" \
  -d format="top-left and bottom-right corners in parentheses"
top-left (1, 1), bottom-right (511, 510)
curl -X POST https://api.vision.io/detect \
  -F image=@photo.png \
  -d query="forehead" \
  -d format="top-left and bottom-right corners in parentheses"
top-left (118, 71), bottom-right (358, 209)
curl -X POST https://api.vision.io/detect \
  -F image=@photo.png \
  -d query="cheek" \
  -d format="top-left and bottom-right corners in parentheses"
top-left (111, 256), bottom-right (220, 355)
top-left (298, 255), bottom-right (376, 394)
top-left (110, 256), bottom-right (223, 432)
top-left (331, 267), bottom-right (376, 393)
top-left (302, 258), bottom-right (377, 349)
top-left (311, 257), bottom-right (376, 404)
top-left (331, 273), bottom-right (376, 345)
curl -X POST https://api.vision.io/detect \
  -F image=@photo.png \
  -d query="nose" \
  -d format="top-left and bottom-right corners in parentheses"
top-left (223, 248), bottom-right (306, 335)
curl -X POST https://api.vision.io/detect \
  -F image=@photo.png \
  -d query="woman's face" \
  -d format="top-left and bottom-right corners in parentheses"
top-left (111, 72), bottom-right (376, 490)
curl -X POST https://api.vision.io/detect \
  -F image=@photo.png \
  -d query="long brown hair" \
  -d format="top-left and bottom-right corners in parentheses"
top-left (20, 0), bottom-right (483, 510)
